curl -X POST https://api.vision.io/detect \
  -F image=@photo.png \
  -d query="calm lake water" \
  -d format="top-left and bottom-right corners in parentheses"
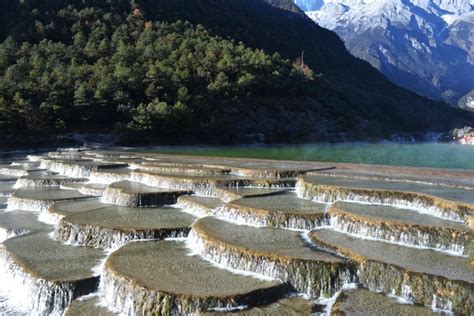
top-left (128, 143), bottom-right (474, 170)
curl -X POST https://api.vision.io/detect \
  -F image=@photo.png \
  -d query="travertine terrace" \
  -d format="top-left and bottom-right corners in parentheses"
top-left (0, 148), bottom-right (472, 315)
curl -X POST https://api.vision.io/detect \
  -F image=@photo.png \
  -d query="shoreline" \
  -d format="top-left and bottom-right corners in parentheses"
top-left (0, 130), bottom-right (452, 151)
top-left (2, 142), bottom-right (474, 171)
top-left (118, 143), bottom-right (474, 171)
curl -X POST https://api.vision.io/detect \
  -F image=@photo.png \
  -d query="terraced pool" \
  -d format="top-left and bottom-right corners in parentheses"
top-left (0, 148), bottom-right (472, 315)
top-left (128, 142), bottom-right (474, 170)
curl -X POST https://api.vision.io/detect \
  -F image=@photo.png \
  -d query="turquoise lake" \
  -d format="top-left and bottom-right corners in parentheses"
top-left (127, 143), bottom-right (474, 170)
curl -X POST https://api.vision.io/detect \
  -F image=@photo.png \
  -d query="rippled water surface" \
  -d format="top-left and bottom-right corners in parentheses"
top-left (127, 143), bottom-right (474, 170)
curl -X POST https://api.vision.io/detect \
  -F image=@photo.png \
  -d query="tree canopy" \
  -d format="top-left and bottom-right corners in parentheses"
top-left (0, 2), bottom-right (313, 139)
top-left (0, 0), bottom-right (472, 145)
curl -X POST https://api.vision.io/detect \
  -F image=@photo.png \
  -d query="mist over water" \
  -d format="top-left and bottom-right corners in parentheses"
top-left (128, 143), bottom-right (474, 170)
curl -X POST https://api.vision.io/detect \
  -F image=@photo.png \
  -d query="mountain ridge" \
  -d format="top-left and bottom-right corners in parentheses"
top-left (296, 0), bottom-right (474, 107)
top-left (0, 0), bottom-right (473, 147)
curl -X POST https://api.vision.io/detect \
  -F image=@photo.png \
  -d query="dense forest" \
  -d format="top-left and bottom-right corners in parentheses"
top-left (0, 0), bottom-right (472, 146)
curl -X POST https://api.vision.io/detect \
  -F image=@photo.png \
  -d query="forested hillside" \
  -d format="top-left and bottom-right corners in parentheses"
top-left (0, 0), bottom-right (472, 146)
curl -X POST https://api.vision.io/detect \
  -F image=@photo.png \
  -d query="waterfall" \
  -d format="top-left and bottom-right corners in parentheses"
top-left (229, 168), bottom-right (298, 178)
top-left (54, 221), bottom-right (190, 250)
top-left (213, 206), bottom-right (268, 227)
top-left (99, 263), bottom-right (249, 315)
top-left (7, 196), bottom-right (52, 212)
top-left (0, 228), bottom-right (28, 243)
top-left (309, 172), bottom-right (474, 192)
top-left (27, 155), bottom-right (43, 162)
top-left (186, 229), bottom-right (357, 298)
top-left (37, 211), bottom-right (63, 225)
top-left (357, 261), bottom-right (468, 314)
top-left (14, 177), bottom-right (86, 189)
top-left (296, 180), bottom-right (467, 222)
top-left (0, 167), bottom-right (28, 177)
top-left (100, 187), bottom-right (140, 207)
top-left (432, 294), bottom-right (453, 314)
top-left (329, 216), bottom-right (468, 256)
top-left (0, 249), bottom-right (98, 315)
top-left (176, 199), bottom-right (214, 217)
top-left (10, 161), bottom-right (39, 167)
top-left (212, 188), bottom-right (243, 202)
top-left (313, 282), bottom-right (359, 316)
top-left (38, 160), bottom-right (109, 178)
top-left (130, 171), bottom-right (218, 196)
top-left (89, 171), bottom-right (130, 185)
top-left (65, 184), bottom-right (104, 196)
top-left (3, 149), bottom-right (471, 315)
top-left (139, 165), bottom-right (229, 176)
top-left (39, 160), bottom-right (85, 178)
top-left (131, 171), bottom-right (295, 199)
top-left (215, 205), bottom-right (330, 230)
top-left (101, 185), bottom-right (187, 207)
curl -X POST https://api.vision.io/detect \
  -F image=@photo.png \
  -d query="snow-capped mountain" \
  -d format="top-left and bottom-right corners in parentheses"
top-left (295, 0), bottom-right (474, 109)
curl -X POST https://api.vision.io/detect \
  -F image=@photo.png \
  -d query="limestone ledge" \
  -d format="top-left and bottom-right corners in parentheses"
top-left (310, 230), bottom-right (474, 314)
top-left (297, 176), bottom-right (473, 222)
top-left (190, 218), bottom-right (355, 298)
top-left (102, 241), bottom-right (289, 315)
top-left (328, 205), bottom-right (472, 255)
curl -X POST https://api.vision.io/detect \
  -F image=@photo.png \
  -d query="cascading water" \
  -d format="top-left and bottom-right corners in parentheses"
top-left (39, 160), bottom-right (88, 178)
top-left (54, 221), bottom-right (190, 250)
top-left (176, 199), bottom-right (213, 217)
top-left (329, 215), bottom-right (468, 256)
top-left (0, 228), bottom-right (29, 243)
top-left (6, 196), bottom-right (52, 212)
top-left (296, 179), bottom-right (468, 222)
top-left (0, 249), bottom-right (82, 316)
top-left (37, 211), bottom-right (62, 226)
top-left (186, 229), bottom-right (357, 298)
top-left (99, 267), bottom-right (152, 316)
top-left (130, 171), bottom-right (221, 197)
top-left (0, 167), bottom-right (28, 177)
top-left (101, 184), bottom-right (189, 208)
top-left (215, 205), bottom-right (330, 230)
top-left (100, 187), bottom-right (139, 207)
top-left (14, 177), bottom-right (87, 189)
top-left (1, 149), bottom-right (471, 315)
top-left (98, 241), bottom-right (285, 315)
top-left (357, 261), bottom-right (458, 314)
top-left (89, 170), bottom-right (131, 185)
